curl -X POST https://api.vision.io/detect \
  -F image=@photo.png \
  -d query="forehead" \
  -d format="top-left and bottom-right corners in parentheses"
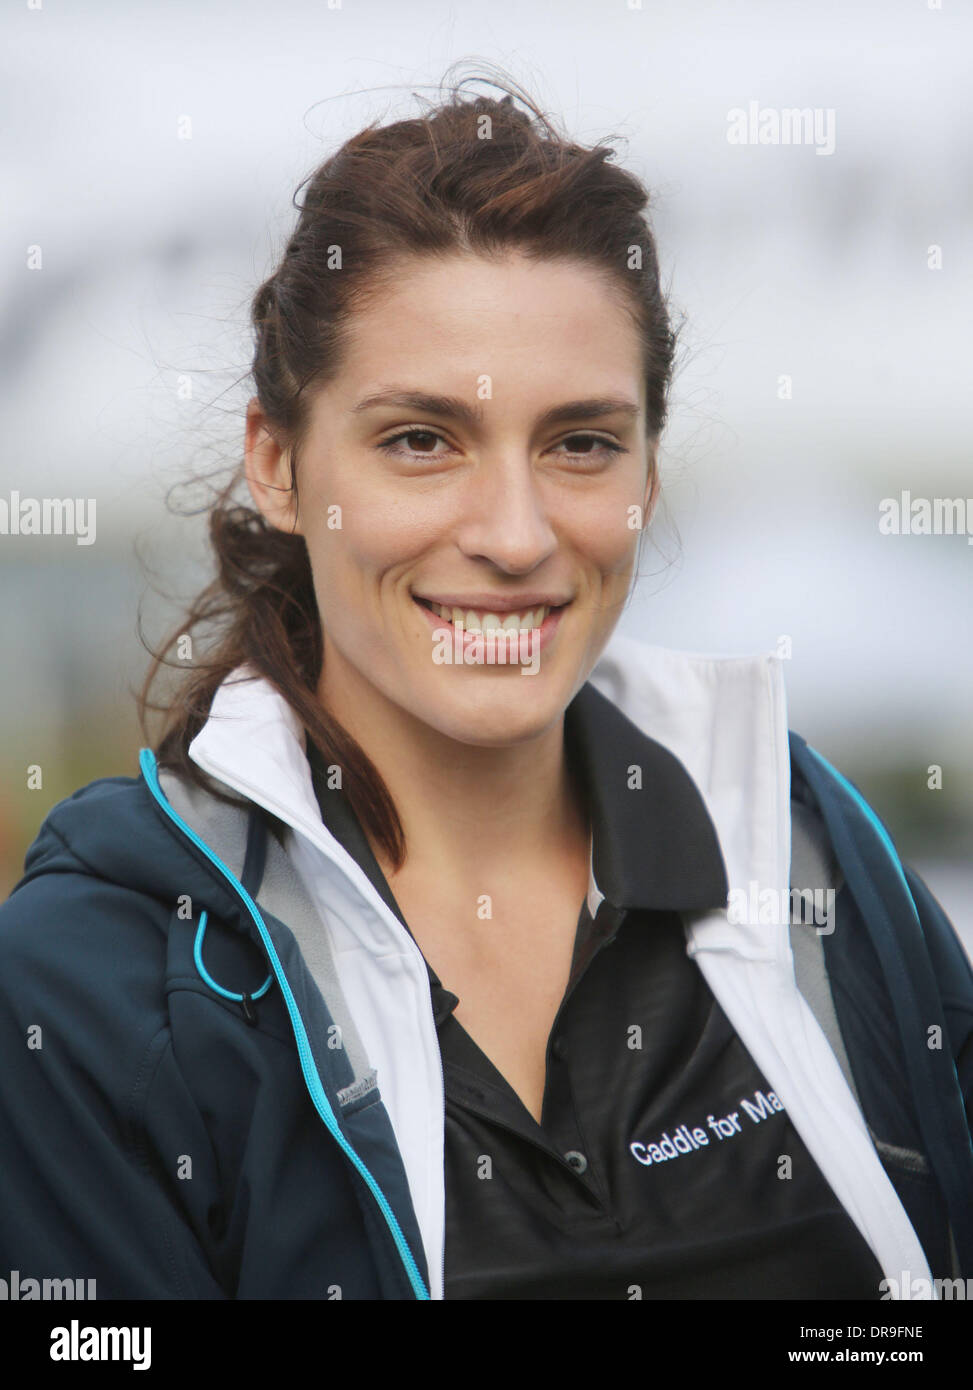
top-left (319, 251), bottom-right (645, 408)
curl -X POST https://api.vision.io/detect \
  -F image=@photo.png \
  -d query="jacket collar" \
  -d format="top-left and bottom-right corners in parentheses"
top-left (564, 681), bottom-right (728, 913)
top-left (585, 632), bottom-right (792, 963)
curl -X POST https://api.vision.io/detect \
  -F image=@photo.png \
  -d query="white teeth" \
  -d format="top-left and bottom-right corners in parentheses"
top-left (428, 601), bottom-right (549, 631)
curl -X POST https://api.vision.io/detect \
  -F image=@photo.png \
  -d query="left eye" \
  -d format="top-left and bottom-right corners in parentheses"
top-left (555, 433), bottom-right (624, 459)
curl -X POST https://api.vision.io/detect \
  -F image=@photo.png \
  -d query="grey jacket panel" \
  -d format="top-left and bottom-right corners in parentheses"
top-left (158, 770), bottom-right (376, 1091)
top-left (788, 798), bottom-right (932, 1182)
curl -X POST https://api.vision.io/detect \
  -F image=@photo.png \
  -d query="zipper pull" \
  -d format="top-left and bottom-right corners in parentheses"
top-left (240, 992), bottom-right (258, 1027)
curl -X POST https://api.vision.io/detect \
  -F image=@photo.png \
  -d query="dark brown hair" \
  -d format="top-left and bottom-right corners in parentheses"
top-left (139, 62), bottom-right (677, 872)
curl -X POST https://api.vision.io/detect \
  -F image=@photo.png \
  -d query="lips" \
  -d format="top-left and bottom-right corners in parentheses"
top-left (412, 593), bottom-right (569, 657)
top-left (413, 595), bottom-right (571, 614)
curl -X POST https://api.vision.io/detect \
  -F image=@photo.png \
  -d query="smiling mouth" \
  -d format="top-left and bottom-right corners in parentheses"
top-left (413, 595), bottom-right (567, 632)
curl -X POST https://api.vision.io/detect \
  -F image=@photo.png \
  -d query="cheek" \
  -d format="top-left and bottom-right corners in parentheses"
top-left (562, 488), bottom-right (642, 576)
top-left (301, 497), bottom-right (437, 610)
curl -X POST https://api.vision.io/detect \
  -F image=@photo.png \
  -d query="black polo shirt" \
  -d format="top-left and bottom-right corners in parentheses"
top-left (306, 682), bottom-right (885, 1300)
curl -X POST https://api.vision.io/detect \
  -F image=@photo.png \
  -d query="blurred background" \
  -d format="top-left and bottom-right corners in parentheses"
top-left (2, 0), bottom-right (970, 957)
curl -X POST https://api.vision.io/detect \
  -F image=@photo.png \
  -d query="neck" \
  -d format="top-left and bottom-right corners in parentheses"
top-left (316, 662), bottom-right (590, 891)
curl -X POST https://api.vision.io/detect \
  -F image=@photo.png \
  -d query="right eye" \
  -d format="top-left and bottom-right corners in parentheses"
top-left (376, 428), bottom-right (453, 460)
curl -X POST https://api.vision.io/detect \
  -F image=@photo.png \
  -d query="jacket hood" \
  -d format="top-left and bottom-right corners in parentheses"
top-left (14, 770), bottom-right (249, 934)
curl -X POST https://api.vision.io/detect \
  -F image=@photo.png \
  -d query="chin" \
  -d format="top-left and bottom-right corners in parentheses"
top-left (421, 680), bottom-right (567, 746)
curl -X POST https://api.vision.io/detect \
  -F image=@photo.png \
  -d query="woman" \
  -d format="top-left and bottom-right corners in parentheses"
top-left (1, 73), bottom-right (970, 1302)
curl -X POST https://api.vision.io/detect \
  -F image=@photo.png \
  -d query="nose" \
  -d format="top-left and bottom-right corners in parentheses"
top-left (452, 451), bottom-right (559, 574)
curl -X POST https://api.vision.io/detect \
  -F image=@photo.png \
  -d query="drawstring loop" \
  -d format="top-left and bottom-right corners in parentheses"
top-left (192, 908), bottom-right (273, 1024)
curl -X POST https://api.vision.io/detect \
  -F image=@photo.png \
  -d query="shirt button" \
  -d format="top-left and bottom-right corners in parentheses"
top-left (564, 1150), bottom-right (588, 1174)
top-left (552, 1036), bottom-right (566, 1060)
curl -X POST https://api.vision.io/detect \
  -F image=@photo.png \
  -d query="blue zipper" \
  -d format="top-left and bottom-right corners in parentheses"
top-left (804, 746), bottom-right (921, 922)
top-left (139, 747), bottom-right (430, 1300)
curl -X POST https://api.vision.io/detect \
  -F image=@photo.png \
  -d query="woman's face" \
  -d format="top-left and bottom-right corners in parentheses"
top-left (246, 250), bottom-right (658, 748)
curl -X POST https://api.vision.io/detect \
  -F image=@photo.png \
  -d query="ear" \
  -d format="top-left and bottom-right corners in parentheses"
top-left (244, 397), bottom-right (303, 536)
top-left (642, 439), bottom-right (661, 528)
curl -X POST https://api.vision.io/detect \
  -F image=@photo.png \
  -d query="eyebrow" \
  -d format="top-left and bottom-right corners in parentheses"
top-left (351, 389), bottom-right (640, 430)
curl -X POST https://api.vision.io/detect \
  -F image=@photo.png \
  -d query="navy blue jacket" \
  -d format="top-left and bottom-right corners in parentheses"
top-left (0, 732), bottom-right (970, 1298)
